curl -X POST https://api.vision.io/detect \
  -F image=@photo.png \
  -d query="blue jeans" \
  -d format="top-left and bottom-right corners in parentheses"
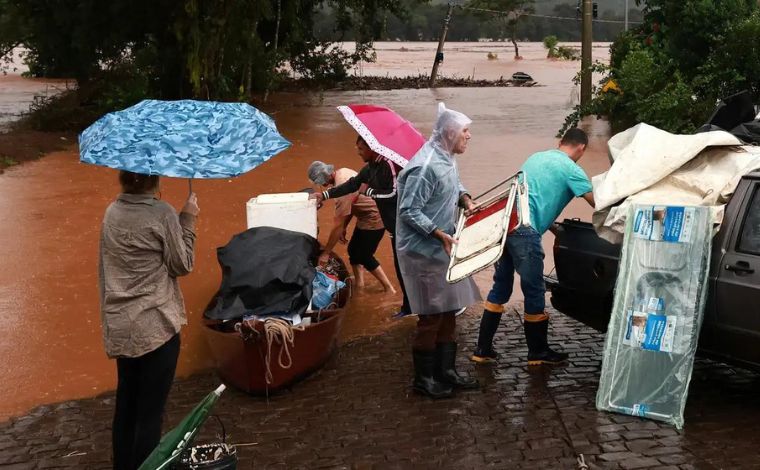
top-left (486, 226), bottom-right (546, 314)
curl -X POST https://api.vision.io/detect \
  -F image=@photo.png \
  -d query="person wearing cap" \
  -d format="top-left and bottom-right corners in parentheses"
top-left (308, 160), bottom-right (396, 293)
top-left (311, 136), bottom-right (412, 317)
top-left (395, 103), bottom-right (482, 399)
top-left (471, 128), bottom-right (595, 366)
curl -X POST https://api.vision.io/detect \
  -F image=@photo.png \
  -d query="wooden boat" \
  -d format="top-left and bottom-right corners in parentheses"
top-left (202, 254), bottom-right (352, 394)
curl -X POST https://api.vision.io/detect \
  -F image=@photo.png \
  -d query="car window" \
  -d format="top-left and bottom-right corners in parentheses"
top-left (738, 186), bottom-right (760, 255)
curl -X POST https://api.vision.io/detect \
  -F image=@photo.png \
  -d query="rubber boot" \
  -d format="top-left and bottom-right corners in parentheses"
top-left (471, 310), bottom-right (501, 364)
top-left (412, 349), bottom-right (454, 399)
top-left (524, 318), bottom-right (569, 366)
top-left (435, 342), bottom-right (479, 390)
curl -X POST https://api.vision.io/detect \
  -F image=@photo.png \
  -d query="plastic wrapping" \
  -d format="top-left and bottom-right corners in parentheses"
top-left (311, 271), bottom-right (346, 310)
top-left (396, 102), bottom-right (481, 315)
top-left (596, 204), bottom-right (712, 429)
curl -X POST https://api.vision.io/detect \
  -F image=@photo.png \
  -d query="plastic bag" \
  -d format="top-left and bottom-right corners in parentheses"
top-left (311, 271), bottom-right (346, 310)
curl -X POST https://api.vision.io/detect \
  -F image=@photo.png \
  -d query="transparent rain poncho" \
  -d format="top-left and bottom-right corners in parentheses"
top-left (395, 103), bottom-right (482, 315)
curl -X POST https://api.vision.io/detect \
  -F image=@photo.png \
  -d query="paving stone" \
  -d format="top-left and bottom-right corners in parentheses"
top-left (0, 463), bottom-right (36, 470)
top-left (0, 312), bottom-right (759, 468)
top-left (599, 451), bottom-right (641, 462)
top-left (619, 457), bottom-right (661, 469)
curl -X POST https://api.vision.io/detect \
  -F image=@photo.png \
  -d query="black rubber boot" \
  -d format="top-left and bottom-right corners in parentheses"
top-left (524, 319), bottom-right (569, 366)
top-left (435, 342), bottom-right (479, 390)
top-left (471, 310), bottom-right (501, 364)
top-left (412, 349), bottom-right (454, 399)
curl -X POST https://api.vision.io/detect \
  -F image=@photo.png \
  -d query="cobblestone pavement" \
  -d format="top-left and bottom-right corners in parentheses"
top-left (2, 309), bottom-right (760, 469)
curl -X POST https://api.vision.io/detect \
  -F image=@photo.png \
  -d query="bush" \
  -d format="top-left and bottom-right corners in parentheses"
top-left (543, 35), bottom-right (559, 56)
top-left (697, 11), bottom-right (760, 102)
top-left (561, 1), bottom-right (760, 136)
top-left (555, 46), bottom-right (579, 60)
top-left (290, 42), bottom-right (376, 82)
top-left (543, 35), bottom-right (578, 60)
top-left (25, 59), bottom-right (152, 132)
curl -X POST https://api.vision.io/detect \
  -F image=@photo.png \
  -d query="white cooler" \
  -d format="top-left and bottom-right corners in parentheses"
top-left (246, 192), bottom-right (318, 238)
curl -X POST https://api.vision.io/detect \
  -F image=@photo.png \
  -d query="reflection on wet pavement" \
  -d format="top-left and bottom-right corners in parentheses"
top-left (3, 311), bottom-right (760, 468)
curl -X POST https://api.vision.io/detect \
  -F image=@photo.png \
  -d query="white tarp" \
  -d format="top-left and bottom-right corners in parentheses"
top-left (592, 123), bottom-right (760, 243)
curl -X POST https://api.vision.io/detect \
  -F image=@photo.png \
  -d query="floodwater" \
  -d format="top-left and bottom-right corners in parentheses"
top-left (0, 46), bottom-right (70, 130)
top-left (0, 41), bottom-right (611, 419)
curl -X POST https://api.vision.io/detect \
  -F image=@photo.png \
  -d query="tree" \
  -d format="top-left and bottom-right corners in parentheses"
top-left (0, 0), bottom-right (419, 99)
top-left (465, 0), bottom-right (535, 58)
top-left (561, 0), bottom-right (760, 136)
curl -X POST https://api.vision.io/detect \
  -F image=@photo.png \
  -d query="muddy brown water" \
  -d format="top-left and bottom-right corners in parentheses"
top-left (0, 42), bottom-right (611, 419)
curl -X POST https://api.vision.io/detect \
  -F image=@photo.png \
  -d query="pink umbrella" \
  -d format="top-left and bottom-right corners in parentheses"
top-left (337, 104), bottom-right (426, 168)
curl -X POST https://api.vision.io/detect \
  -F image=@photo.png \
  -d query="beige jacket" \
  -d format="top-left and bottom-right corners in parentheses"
top-left (98, 193), bottom-right (196, 358)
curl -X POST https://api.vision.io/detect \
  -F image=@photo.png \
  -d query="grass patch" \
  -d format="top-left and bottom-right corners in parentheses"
top-left (1, 156), bottom-right (18, 166)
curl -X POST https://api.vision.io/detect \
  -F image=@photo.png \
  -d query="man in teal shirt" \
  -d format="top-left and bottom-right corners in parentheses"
top-left (472, 128), bottom-right (595, 365)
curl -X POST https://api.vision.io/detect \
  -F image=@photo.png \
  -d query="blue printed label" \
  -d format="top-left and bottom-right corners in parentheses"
top-left (640, 314), bottom-right (677, 353)
top-left (624, 310), bottom-right (633, 341)
top-left (632, 404), bottom-right (649, 417)
top-left (642, 314), bottom-right (667, 351)
top-left (633, 210), bottom-right (643, 233)
top-left (646, 297), bottom-right (664, 313)
top-left (633, 207), bottom-right (654, 240)
top-left (662, 207), bottom-right (684, 242)
top-left (622, 311), bottom-right (648, 348)
top-left (632, 205), bottom-right (695, 243)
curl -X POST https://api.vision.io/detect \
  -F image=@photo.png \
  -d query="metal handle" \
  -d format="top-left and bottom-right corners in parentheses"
top-left (725, 263), bottom-right (755, 274)
top-left (212, 414), bottom-right (227, 444)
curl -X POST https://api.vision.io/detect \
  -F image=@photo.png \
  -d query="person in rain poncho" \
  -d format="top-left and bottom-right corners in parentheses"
top-left (396, 103), bottom-right (482, 399)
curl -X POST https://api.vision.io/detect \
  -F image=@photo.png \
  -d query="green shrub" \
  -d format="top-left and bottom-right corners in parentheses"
top-left (543, 35), bottom-right (559, 57)
top-left (561, 1), bottom-right (759, 136)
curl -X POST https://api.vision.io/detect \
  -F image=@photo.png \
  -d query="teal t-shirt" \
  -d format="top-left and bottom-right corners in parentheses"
top-left (520, 149), bottom-right (593, 235)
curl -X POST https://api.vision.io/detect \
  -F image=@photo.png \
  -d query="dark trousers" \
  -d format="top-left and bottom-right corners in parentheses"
top-left (390, 233), bottom-right (412, 314)
top-left (414, 311), bottom-right (457, 351)
top-left (348, 227), bottom-right (384, 271)
top-left (113, 334), bottom-right (180, 470)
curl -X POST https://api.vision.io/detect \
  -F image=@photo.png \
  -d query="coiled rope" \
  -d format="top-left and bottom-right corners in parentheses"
top-left (263, 318), bottom-right (304, 384)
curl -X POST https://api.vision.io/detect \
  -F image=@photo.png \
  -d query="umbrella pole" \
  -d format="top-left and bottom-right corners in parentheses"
top-left (188, 178), bottom-right (193, 195)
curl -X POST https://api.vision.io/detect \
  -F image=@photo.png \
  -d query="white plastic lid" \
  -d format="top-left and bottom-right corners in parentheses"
top-left (250, 192), bottom-right (309, 204)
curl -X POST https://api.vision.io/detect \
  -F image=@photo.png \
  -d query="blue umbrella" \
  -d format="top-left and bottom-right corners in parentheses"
top-left (79, 100), bottom-right (291, 182)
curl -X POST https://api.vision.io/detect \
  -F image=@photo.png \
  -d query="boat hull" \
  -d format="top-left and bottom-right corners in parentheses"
top-left (202, 310), bottom-right (344, 394)
top-left (203, 251), bottom-right (351, 394)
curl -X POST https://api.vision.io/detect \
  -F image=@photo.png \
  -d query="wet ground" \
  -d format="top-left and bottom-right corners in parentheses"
top-left (3, 310), bottom-right (760, 469)
top-left (0, 41), bottom-right (610, 419)
top-left (2, 40), bottom-right (759, 468)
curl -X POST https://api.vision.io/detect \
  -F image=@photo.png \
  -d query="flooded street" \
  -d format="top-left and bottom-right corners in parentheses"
top-left (0, 42), bottom-right (612, 419)
top-left (0, 73), bottom-right (70, 131)
top-left (4, 41), bottom-right (760, 470)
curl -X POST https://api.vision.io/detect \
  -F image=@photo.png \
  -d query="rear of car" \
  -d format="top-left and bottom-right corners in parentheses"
top-left (544, 219), bottom-right (620, 332)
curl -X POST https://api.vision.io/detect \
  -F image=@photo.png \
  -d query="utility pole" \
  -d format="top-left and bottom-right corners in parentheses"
top-left (625, 0), bottom-right (629, 31)
top-left (581, 0), bottom-right (593, 106)
top-left (429, 3), bottom-right (454, 87)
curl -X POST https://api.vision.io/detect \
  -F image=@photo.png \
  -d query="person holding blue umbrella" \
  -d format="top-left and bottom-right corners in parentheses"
top-left (81, 99), bottom-right (291, 469)
top-left (100, 171), bottom-right (199, 470)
